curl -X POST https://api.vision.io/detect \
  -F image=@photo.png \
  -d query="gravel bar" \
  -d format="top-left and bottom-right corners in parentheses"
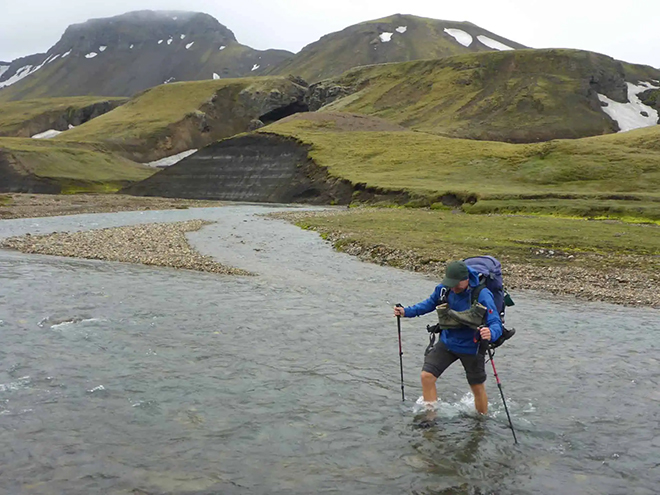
top-left (0, 220), bottom-right (250, 276)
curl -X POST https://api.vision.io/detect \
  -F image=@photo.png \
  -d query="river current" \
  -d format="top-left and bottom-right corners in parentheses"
top-left (1, 205), bottom-right (658, 494)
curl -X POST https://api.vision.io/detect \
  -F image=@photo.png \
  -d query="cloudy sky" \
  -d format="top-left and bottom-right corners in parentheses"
top-left (1, 0), bottom-right (659, 68)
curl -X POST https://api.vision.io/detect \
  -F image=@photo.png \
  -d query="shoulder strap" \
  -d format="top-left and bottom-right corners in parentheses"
top-left (471, 281), bottom-right (487, 305)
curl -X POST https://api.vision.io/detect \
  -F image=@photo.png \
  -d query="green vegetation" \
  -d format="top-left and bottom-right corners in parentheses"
top-left (265, 114), bottom-right (660, 222)
top-left (318, 49), bottom-right (660, 142)
top-left (0, 138), bottom-right (154, 193)
top-left (58, 77), bottom-right (298, 145)
top-left (294, 208), bottom-right (660, 270)
top-left (0, 96), bottom-right (126, 137)
top-left (268, 14), bottom-right (525, 83)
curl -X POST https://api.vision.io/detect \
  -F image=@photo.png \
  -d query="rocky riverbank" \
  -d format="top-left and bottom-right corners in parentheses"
top-left (0, 220), bottom-right (249, 275)
top-left (0, 193), bottom-right (225, 219)
top-left (271, 210), bottom-right (660, 308)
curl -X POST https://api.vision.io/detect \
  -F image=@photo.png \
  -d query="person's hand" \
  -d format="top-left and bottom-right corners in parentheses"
top-left (479, 327), bottom-right (491, 341)
top-left (394, 306), bottom-right (405, 317)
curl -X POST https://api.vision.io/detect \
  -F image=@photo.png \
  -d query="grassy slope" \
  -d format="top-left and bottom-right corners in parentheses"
top-left (0, 96), bottom-right (127, 136)
top-left (56, 76), bottom-right (294, 145)
top-left (0, 138), bottom-right (154, 192)
top-left (319, 49), bottom-right (660, 142)
top-left (269, 14), bottom-right (526, 83)
top-left (293, 208), bottom-right (660, 273)
top-left (265, 115), bottom-right (660, 221)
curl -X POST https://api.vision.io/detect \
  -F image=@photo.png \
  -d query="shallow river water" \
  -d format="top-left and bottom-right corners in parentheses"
top-left (0, 205), bottom-right (659, 494)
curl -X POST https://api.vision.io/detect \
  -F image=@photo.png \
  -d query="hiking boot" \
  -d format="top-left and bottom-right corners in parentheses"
top-left (447, 303), bottom-right (487, 329)
top-left (435, 303), bottom-right (463, 328)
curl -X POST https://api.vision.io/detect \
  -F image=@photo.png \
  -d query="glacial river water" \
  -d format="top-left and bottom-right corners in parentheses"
top-left (0, 205), bottom-right (659, 494)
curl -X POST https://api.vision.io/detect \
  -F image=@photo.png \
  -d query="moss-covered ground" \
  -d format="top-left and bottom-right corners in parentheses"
top-left (318, 49), bottom-right (660, 141)
top-left (0, 138), bottom-right (154, 193)
top-left (266, 115), bottom-right (660, 223)
top-left (57, 77), bottom-right (297, 145)
top-left (0, 96), bottom-right (127, 136)
top-left (293, 208), bottom-right (660, 272)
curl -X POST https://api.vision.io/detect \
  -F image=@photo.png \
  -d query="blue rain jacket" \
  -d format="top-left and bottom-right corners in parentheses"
top-left (403, 266), bottom-right (503, 354)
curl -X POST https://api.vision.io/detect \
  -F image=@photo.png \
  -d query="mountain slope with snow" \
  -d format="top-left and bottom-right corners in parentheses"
top-left (268, 13), bottom-right (526, 82)
top-left (0, 11), bottom-right (293, 101)
top-left (306, 49), bottom-right (660, 142)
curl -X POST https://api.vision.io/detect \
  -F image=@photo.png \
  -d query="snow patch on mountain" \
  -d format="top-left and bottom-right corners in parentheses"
top-left (251, 64), bottom-right (260, 71)
top-left (0, 65), bottom-right (34, 88)
top-left (62, 50), bottom-right (72, 57)
top-left (180, 34), bottom-right (186, 40)
top-left (0, 65), bottom-right (10, 80)
top-left (49, 54), bottom-right (61, 63)
top-left (219, 46), bottom-right (226, 50)
top-left (145, 149), bottom-right (197, 168)
top-left (444, 28), bottom-right (472, 47)
top-left (85, 52), bottom-right (98, 59)
top-left (186, 42), bottom-right (195, 49)
top-left (379, 32), bottom-right (393, 42)
top-left (158, 40), bottom-right (164, 44)
top-left (477, 35), bottom-right (514, 51)
top-left (213, 73), bottom-right (220, 79)
top-left (598, 82), bottom-right (660, 132)
top-left (396, 26), bottom-right (407, 34)
top-left (32, 129), bottom-right (62, 139)
top-left (99, 46), bottom-right (107, 52)
top-left (167, 38), bottom-right (173, 45)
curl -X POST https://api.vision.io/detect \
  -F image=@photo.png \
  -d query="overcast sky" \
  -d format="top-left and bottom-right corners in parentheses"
top-left (1, 0), bottom-right (659, 68)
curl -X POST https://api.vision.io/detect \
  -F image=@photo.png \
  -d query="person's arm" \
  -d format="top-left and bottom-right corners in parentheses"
top-left (477, 290), bottom-right (503, 341)
top-left (400, 285), bottom-right (445, 318)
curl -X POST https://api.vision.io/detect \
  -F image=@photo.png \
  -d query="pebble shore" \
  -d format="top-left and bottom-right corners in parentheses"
top-left (272, 211), bottom-right (660, 308)
top-left (0, 220), bottom-right (250, 276)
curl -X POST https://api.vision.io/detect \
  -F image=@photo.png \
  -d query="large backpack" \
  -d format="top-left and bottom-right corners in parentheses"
top-left (464, 255), bottom-right (515, 348)
top-left (464, 256), bottom-right (506, 318)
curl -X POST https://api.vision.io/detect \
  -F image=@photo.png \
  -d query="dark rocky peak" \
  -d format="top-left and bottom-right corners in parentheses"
top-left (53, 10), bottom-right (236, 54)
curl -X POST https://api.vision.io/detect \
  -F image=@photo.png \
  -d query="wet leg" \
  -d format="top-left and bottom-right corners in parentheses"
top-left (421, 371), bottom-right (438, 402)
top-left (470, 383), bottom-right (488, 414)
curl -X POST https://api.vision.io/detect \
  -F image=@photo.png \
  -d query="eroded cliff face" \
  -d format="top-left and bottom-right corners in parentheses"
top-left (1, 100), bottom-right (125, 138)
top-left (0, 151), bottom-right (60, 193)
top-left (122, 133), bottom-right (356, 203)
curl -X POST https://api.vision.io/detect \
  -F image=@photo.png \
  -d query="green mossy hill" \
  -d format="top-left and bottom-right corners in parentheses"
top-left (264, 113), bottom-right (660, 222)
top-left (269, 13), bottom-right (526, 83)
top-left (310, 49), bottom-right (660, 142)
top-left (55, 76), bottom-right (308, 162)
top-left (0, 138), bottom-right (154, 194)
top-left (0, 97), bottom-right (127, 137)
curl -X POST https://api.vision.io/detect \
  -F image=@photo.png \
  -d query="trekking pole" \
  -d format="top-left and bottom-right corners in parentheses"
top-left (395, 304), bottom-right (405, 401)
top-left (487, 346), bottom-right (518, 444)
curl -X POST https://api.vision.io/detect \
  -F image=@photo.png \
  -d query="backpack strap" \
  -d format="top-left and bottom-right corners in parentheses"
top-left (471, 279), bottom-right (487, 305)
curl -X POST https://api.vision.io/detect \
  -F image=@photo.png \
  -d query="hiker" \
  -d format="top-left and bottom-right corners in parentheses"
top-left (393, 260), bottom-right (503, 414)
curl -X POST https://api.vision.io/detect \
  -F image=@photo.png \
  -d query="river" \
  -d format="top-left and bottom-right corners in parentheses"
top-left (1, 205), bottom-right (658, 494)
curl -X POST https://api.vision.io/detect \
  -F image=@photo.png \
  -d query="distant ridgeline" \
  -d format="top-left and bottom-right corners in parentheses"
top-left (0, 12), bottom-right (529, 100)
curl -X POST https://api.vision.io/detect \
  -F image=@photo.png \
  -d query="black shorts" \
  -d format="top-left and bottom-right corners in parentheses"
top-left (422, 341), bottom-right (486, 385)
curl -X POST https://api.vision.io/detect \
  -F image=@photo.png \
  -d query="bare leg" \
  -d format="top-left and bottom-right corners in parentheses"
top-left (470, 383), bottom-right (488, 414)
top-left (421, 371), bottom-right (438, 402)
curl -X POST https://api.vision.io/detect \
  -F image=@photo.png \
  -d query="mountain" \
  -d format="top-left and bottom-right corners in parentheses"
top-left (0, 11), bottom-right (293, 101)
top-left (53, 76), bottom-right (309, 162)
top-left (305, 49), bottom-right (660, 142)
top-left (268, 14), bottom-right (527, 82)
